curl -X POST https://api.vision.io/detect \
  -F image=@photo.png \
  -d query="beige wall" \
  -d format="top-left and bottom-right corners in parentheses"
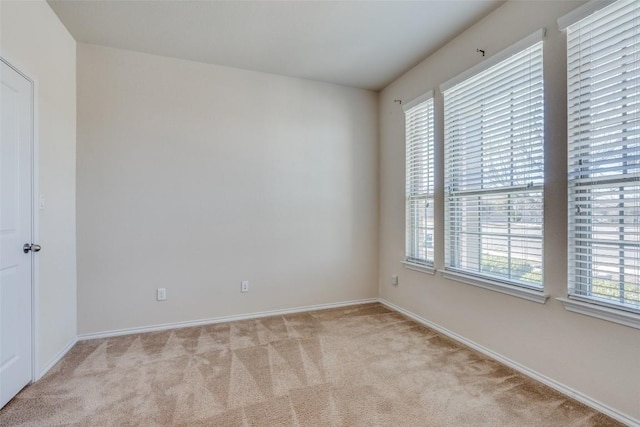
top-left (0, 1), bottom-right (77, 376)
top-left (5, 0), bottom-right (636, 421)
top-left (379, 0), bottom-right (640, 422)
top-left (76, 44), bottom-right (379, 335)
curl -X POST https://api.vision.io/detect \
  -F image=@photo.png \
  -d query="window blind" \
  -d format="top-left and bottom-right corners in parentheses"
top-left (567, 0), bottom-right (640, 311)
top-left (443, 36), bottom-right (544, 288)
top-left (405, 92), bottom-right (435, 266)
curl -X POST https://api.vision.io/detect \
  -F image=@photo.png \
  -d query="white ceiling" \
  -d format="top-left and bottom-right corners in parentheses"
top-left (48, 0), bottom-right (504, 91)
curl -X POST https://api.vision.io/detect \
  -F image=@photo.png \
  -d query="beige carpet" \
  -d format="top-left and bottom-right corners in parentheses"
top-left (0, 303), bottom-right (622, 426)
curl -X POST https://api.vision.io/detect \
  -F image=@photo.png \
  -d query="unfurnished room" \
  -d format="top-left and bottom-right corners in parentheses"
top-left (0, 0), bottom-right (639, 425)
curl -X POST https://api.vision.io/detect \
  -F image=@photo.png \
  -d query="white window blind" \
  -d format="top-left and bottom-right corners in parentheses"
top-left (567, 0), bottom-right (640, 311)
top-left (443, 34), bottom-right (544, 288)
top-left (405, 92), bottom-right (435, 266)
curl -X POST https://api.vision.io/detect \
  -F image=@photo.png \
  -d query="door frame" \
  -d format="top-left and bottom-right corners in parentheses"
top-left (1, 55), bottom-right (39, 383)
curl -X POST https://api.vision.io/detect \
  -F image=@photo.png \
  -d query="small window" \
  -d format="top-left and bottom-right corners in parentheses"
top-left (442, 31), bottom-right (545, 290)
top-left (404, 92), bottom-right (435, 268)
top-left (565, 0), bottom-right (640, 313)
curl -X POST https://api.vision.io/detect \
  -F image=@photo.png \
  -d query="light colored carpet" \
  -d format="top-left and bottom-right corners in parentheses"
top-left (0, 303), bottom-right (622, 426)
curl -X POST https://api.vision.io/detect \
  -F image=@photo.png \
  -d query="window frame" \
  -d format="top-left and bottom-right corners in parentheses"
top-left (439, 29), bottom-right (548, 302)
top-left (403, 91), bottom-right (436, 274)
top-left (560, 0), bottom-right (640, 328)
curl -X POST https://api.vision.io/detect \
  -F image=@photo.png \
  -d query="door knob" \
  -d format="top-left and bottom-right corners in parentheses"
top-left (23, 243), bottom-right (41, 253)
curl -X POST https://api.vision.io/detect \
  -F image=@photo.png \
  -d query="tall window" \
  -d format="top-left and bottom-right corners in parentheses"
top-left (405, 92), bottom-right (435, 268)
top-left (442, 32), bottom-right (545, 289)
top-left (565, 0), bottom-right (640, 312)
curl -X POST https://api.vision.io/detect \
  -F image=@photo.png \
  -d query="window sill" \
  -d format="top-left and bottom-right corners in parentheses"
top-left (402, 261), bottom-right (435, 275)
top-left (557, 297), bottom-right (640, 330)
top-left (441, 270), bottom-right (549, 304)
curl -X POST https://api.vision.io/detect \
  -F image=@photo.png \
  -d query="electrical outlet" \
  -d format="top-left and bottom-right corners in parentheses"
top-left (241, 280), bottom-right (249, 293)
top-left (157, 288), bottom-right (167, 301)
top-left (391, 275), bottom-right (399, 286)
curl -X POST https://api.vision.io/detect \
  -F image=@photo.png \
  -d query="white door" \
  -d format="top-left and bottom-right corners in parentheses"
top-left (0, 59), bottom-right (34, 409)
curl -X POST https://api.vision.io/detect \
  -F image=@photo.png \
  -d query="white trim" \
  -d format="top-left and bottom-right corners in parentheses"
top-left (557, 297), bottom-right (640, 330)
top-left (557, 0), bottom-right (617, 31)
top-left (35, 337), bottom-right (77, 381)
top-left (441, 270), bottom-right (549, 304)
top-left (78, 298), bottom-right (378, 340)
top-left (379, 298), bottom-right (640, 427)
top-left (402, 260), bottom-right (436, 275)
top-left (439, 28), bottom-right (546, 93)
top-left (402, 90), bottom-right (434, 111)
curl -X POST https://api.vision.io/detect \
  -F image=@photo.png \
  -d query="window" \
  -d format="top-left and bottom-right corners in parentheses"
top-left (441, 31), bottom-right (545, 292)
top-left (565, 0), bottom-right (640, 313)
top-left (404, 92), bottom-right (435, 271)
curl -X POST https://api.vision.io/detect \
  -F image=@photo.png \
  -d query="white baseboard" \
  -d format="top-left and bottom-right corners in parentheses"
top-left (379, 298), bottom-right (639, 427)
top-left (78, 298), bottom-right (379, 341)
top-left (36, 336), bottom-right (78, 381)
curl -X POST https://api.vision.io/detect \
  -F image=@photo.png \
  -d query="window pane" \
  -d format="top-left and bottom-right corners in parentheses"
top-left (405, 96), bottom-right (435, 265)
top-left (567, 0), bottom-right (640, 311)
top-left (444, 39), bottom-right (544, 288)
